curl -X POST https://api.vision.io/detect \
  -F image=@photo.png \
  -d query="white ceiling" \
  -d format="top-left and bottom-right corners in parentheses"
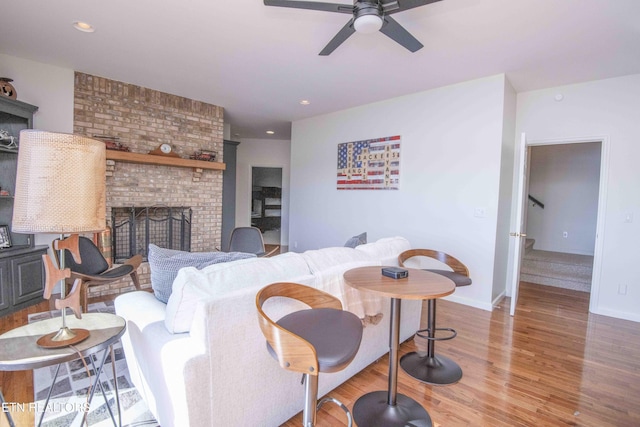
top-left (1, 0), bottom-right (639, 140)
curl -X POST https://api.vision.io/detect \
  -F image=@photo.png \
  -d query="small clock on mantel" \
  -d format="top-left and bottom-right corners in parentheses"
top-left (149, 143), bottom-right (180, 158)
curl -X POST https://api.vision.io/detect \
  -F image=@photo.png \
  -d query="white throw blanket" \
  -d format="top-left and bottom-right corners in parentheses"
top-left (304, 256), bottom-right (385, 324)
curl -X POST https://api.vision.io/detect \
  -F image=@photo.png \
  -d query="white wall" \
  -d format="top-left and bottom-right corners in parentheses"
top-left (516, 73), bottom-right (640, 322)
top-left (290, 75), bottom-right (512, 310)
top-left (236, 138), bottom-right (291, 247)
top-left (0, 54), bottom-right (74, 133)
top-left (0, 54), bottom-right (75, 247)
top-left (527, 142), bottom-right (601, 255)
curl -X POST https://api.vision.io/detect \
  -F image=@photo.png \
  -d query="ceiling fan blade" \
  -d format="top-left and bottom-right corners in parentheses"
top-left (319, 19), bottom-right (356, 55)
top-left (379, 15), bottom-right (423, 52)
top-left (385, 0), bottom-right (443, 15)
top-left (264, 0), bottom-right (353, 14)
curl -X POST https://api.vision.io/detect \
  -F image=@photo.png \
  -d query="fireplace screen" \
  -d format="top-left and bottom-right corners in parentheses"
top-left (111, 206), bottom-right (192, 263)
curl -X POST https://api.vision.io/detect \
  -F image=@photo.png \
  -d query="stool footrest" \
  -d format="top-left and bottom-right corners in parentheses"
top-left (318, 396), bottom-right (353, 427)
top-left (416, 327), bottom-right (457, 341)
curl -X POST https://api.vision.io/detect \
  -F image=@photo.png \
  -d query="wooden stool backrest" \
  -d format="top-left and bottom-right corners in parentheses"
top-left (256, 282), bottom-right (342, 376)
top-left (398, 249), bottom-right (470, 277)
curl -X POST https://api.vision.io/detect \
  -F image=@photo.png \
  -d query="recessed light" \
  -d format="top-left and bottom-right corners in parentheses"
top-left (300, 100), bottom-right (311, 105)
top-left (266, 130), bottom-right (275, 135)
top-left (73, 21), bottom-right (95, 33)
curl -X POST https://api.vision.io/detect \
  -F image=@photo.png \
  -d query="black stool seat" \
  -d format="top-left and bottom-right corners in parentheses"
top-left (426, 269), bottom-right (472, 287)
top-left (268, 308), bottom-right (363, 373)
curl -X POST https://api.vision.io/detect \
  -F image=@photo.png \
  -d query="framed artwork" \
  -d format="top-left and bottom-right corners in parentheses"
top-left (337, 135), bottom-right (401, 190)
top-left (0, 225), bottom-right (11, 248)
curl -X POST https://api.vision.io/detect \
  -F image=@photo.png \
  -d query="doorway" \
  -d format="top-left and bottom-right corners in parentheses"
top-left (251, 167), bottom-right (282, 246)
top-left (511, 137), bottom-right (609, 314)
top-left (521, 142), bottom-right (601, 295)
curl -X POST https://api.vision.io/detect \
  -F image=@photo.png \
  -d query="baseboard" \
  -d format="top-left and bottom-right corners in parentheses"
top-left (590, 306), bottom-right (640, 323)
top-left (443, 294), bottom-right (494, 312)
top-left (492, 290), bottom-right (506, 308)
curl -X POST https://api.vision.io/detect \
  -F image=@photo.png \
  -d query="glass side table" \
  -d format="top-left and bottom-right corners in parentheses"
top-left (0, 313), bottom-right (126, 427)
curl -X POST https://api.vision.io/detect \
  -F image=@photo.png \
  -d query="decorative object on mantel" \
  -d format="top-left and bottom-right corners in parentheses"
top-left (0, 128), bottom-right (18, 150)
top-left (12, 130), bottom-right (106, 348)
top-left (190, 149), bottom-right (218, 162)
top-left (93, 134), bottom-right (130, 152)
top-left (149, 142), bottom-right (180, 157)
top-left (0, 77), bottom-right (17, 99)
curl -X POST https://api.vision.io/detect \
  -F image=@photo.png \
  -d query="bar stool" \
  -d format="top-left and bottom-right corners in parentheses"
top-left (398, 249), bottom-right (472, 385)
top-left (256, 282), bottom-right (363, 426)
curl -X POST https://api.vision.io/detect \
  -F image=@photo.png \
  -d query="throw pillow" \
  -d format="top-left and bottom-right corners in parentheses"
top-left (148, 244), bottom-right (256, 303)
top-left (344, 232), bottom-right (367, 248)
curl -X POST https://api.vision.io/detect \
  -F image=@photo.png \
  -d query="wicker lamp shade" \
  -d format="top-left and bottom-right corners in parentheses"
top-left (12, 130), bottom-right (106, 234)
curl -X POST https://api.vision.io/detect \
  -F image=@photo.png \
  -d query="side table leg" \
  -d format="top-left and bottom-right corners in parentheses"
top-left (38, 363), bottom-right (63, 427)
top-left (109, 345), bottom-right (122, 427)
top-left (0, 388), bottom-right (16, 427)
top-left (82, 346), bottom-right (121, 427)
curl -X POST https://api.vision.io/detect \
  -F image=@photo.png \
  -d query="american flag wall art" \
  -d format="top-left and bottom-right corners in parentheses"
top-left (337, 135), bottom-right (401, 190)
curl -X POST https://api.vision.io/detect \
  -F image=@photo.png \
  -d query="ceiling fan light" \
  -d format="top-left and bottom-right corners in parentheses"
top-left (354, 15), bottom-right (383, 34)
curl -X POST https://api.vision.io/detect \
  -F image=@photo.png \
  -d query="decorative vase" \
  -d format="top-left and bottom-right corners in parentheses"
top-left (0, 78), bottom-right (17, 99)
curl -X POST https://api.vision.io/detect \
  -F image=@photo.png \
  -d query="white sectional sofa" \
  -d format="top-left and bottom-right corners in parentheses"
top-left (114, 237), bottom-right (421, 427)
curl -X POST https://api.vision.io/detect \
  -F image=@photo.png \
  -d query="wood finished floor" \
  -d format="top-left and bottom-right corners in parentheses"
top-left (1, 283), bottom-right (639, 426)
top-left (282, 282), bottom-right (640, 427)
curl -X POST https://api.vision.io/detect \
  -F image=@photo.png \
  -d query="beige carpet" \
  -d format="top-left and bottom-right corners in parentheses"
top-left (521, 249), bottom-right (593, 292)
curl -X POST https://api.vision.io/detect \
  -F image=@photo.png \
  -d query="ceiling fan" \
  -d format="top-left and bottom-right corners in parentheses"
top-left (264, 0), bottom-right (443, 55)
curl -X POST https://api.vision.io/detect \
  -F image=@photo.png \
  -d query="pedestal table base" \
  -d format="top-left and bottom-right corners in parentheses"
top-left (352, 391), bottom-right (432, 427)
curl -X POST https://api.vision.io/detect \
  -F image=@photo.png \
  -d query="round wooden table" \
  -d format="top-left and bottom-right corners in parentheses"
top-left (343, 266), bottom-right (455, 427)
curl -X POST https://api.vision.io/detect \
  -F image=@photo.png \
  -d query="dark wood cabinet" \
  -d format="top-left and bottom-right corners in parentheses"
top-left (0, 97), bottom-right (46, 317)
top-left (0, 246), bottom-right (47, 315)
top-left (0, 259), bottom-right (9, 312)
top-left (221, 140), bottom-right (240, 251)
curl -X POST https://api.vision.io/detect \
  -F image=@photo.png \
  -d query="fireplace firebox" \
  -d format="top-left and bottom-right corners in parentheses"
top-left (111, 206), bottom-right (192, 263)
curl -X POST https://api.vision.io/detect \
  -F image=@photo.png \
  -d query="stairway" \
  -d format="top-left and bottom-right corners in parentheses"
top-left (525, 238), bottom-right (535, 255)
top-left (520, 239), bottom-right (593, 293)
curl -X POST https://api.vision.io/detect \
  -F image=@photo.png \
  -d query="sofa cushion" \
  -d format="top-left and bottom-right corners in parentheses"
top-left (344, 232), bottom-right (367, 248)
top-left (148, 244), bottom-right (256, 303)
top-left (165, 252), bottom-right (313, 333)
top-left (301, 247), bottom-right (373, 274)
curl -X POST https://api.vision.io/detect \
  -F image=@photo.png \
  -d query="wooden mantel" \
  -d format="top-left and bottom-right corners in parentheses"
top-left (106, 150), bottom-right (226, 171)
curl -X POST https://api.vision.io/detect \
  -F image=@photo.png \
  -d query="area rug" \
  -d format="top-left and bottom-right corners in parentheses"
top-left (29, 302), bottom-right (159, 427)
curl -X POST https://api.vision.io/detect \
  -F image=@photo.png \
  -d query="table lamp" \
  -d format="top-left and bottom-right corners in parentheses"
top-left (12, 130), bottom-right (106, 347)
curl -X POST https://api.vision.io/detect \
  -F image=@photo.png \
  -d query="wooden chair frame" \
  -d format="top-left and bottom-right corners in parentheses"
top-left (53, 236), bottom-right (142, 312)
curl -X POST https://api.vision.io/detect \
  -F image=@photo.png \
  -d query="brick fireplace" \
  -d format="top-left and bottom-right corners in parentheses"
top-left (73, 72), bottom-right (224, 299)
